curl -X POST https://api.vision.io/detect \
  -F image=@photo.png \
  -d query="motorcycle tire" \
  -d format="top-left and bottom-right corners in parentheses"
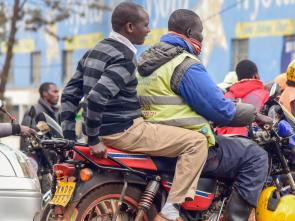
top-left (75, 183), bottom-right (158, 221)
top-left (40, 203), bottom-right (54, 221)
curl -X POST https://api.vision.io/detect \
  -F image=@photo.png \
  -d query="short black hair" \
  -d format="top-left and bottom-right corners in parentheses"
top-left (39, 82), bottom-right (56, 98)
top-left (168, 9), bottom-right (200, 35)
top-left (235, 59), bottom-right (258, 81)
top-left (111, 2), bottom-right (144, 32)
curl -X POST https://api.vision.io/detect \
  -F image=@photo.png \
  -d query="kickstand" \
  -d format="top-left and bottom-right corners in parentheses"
top-left (112, 179), bottom-right (128, 221)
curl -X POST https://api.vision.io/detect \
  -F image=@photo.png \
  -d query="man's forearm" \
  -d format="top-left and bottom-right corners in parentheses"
top-left (0, 123), bottom-right (20, 138)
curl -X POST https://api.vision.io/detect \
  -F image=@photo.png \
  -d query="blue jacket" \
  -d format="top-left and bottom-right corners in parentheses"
top-left (160, 34), bottom-right (236, 125)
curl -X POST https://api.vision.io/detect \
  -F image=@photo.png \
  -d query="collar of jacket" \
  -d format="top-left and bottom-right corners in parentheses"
top-left (228, 79), bottom-right (265, 98)
top-left (160, 33), bottom-right (195, 54)
top-left (38, 98), bottom-right (58, 118)
top-left (137, 42), bottom-right (184, 77)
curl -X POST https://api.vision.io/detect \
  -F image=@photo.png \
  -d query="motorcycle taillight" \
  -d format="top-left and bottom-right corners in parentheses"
top-left (53, 163), bottom-right (75, 177)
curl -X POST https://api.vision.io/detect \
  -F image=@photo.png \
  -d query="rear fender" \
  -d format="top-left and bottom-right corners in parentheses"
top-left (70, 171), bottom-right (147, 208)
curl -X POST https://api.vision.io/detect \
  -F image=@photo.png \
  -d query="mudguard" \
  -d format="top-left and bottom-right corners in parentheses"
top-left (70, 171), bottom-right (147, 208)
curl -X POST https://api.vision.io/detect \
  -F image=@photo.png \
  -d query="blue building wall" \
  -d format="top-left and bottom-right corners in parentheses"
top-left (2, 0), bottom-right (295, 89)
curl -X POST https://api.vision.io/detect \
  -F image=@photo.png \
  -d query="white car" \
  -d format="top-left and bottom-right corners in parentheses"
top-left (0, 143), bottom-right (42, 221)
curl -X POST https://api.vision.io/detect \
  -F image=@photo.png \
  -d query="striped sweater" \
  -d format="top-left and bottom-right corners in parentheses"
top-left (61, 39), bottom-right (141, 145)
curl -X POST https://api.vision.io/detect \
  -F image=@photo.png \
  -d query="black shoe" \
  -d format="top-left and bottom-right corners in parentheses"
top-left (224, 190), bottom-right (253, 221)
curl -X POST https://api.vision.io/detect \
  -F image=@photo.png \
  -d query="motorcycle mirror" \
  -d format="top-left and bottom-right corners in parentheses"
top-left (269, 83), bottom-right (280, 99)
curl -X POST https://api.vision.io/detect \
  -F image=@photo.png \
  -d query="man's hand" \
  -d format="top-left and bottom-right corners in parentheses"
top-left (20, 126), bottom-right (36, 137)
top-left (255, 113), bottom-right (273, 126)
top-left (90, 142), bottom-right (107, 158)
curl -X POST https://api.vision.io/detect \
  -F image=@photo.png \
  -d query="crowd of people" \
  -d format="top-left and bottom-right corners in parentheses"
top-left (1, 2), bottom-right (295, 221)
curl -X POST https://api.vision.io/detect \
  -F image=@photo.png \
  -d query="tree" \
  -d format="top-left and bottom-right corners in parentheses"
top-left (0, 0), bottom-right (111, 104)
top-left (0, 0), bottom-right (25, 101)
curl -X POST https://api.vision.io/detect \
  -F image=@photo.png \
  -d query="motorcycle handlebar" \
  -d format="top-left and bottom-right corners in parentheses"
top-left (41, 139), bottom-right (75, 150)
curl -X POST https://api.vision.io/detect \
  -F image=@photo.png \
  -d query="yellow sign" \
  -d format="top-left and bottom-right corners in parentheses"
top-left (1, 39), bottom-right (35, 53)
top-left (236, 19), bottom-right (294, 39)
top-left (64, 32), bottom-right (104, 50)
top-left (50, 181), bottom-right (76, 207)
top-left (144, 28), bottom-right (168, 45)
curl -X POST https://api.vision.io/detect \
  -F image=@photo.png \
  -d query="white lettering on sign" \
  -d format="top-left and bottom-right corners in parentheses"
top-left (237, 0), bottom-right (295, 20)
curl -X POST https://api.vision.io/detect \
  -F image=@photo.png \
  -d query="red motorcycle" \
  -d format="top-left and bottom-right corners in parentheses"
top-left (41, 85), bottom-right (295, 221)
top-left (41, 138), bottom-right (234, 221)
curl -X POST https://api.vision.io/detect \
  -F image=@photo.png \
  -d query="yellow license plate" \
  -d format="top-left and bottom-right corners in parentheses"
top-left (50, 181), bottom-right (76, 207)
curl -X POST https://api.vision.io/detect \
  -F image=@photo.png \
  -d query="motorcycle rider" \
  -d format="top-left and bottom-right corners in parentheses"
top-left (137, 9), bottom-right (269, 221)
top-left (279, 59), bottom-right (295, 116)
top-left (21, 82), bottom-right (60, 126)
top-left (61, 3), bottom-right (207, 221)
top-left (216, 59), bottom-right (269, 136)
top-left (21, 82), bottom-right (60, 150)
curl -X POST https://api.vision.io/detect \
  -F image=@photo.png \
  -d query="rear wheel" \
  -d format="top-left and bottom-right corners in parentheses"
top-left (75, 184), bottom-right (158, 221)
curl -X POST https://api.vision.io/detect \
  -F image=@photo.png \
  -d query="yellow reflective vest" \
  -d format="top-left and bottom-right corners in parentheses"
top-left (137, 52), bottom-right (215, 146)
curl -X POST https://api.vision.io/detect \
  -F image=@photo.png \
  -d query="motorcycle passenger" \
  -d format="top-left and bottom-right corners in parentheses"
top-left (0, 123), bottom-right (35, 138)
top-left (137, 9), bottom-right (269, 221)
top-left (216, 59), bottom-right (269, 136)
top-left (61, 3), bottom-right (207, 221)
top-left (279, 59), bottom-right (295, 116)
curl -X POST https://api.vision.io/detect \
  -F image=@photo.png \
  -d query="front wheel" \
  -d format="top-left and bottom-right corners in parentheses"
top-left (41, 203), bottom-right (54, 221)
top-left (75, 184), bottom-right (158, 221)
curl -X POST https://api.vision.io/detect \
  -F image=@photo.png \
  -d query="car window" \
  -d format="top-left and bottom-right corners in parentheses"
top-left (0, 151), bottom-right (16, 176)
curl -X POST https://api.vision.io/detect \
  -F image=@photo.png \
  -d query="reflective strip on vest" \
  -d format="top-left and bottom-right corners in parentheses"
top-left (139, 96), bottom-right (185, 105)
top-left (150, 117), bottom-right (208, 127)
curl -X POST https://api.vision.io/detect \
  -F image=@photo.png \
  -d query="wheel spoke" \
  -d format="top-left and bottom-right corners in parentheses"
top-left (95, 205), bottom-right (102, 215)
top-left (87, 207), bottom-right (95, 221)
top-left (81, 195), bottom-right (145, 221)
top-left (110, 199), bottom-right (118, 213)
top-left (98, 201), bottom-right (109, 214)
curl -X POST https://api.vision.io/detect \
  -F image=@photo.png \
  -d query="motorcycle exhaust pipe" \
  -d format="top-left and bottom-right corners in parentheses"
top-left (135, 176), bottom-right (161, 221)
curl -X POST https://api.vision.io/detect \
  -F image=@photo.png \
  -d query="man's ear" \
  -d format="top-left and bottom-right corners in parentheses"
top-left (186, 28), bottom-right (192, 38)
top-left (42, 92), bottom-right (48, 99)
top-left (126, 22), bottom-right (133, 33)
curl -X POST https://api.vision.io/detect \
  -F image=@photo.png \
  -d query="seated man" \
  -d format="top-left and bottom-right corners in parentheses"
top-left (61, 3), bottom-right (207, 221)
top-left (137, 9), bottom-right (269, 221)
top-left (280, 59), bottom-right (295, 116)
top-left (216, 59), bottom-right (269, 136)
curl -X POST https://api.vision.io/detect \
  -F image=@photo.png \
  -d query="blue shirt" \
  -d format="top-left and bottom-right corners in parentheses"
top-left (160, 34), bottom-right (236, 125)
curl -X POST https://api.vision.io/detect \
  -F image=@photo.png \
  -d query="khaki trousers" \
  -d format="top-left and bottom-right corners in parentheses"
top-left (100, 118), bottom-right (208, 204)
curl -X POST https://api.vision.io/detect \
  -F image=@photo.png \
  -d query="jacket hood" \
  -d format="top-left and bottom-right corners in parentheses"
top-left (228, 79), bottom-right (265, 98)
top-left (137, 42), bottom-right (183, 77)
top-left (138, 33), bottom-right (197, 77)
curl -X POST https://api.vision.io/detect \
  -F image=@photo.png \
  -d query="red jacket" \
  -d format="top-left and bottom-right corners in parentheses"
top-left (216, 79), bottom-right (269, 136)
